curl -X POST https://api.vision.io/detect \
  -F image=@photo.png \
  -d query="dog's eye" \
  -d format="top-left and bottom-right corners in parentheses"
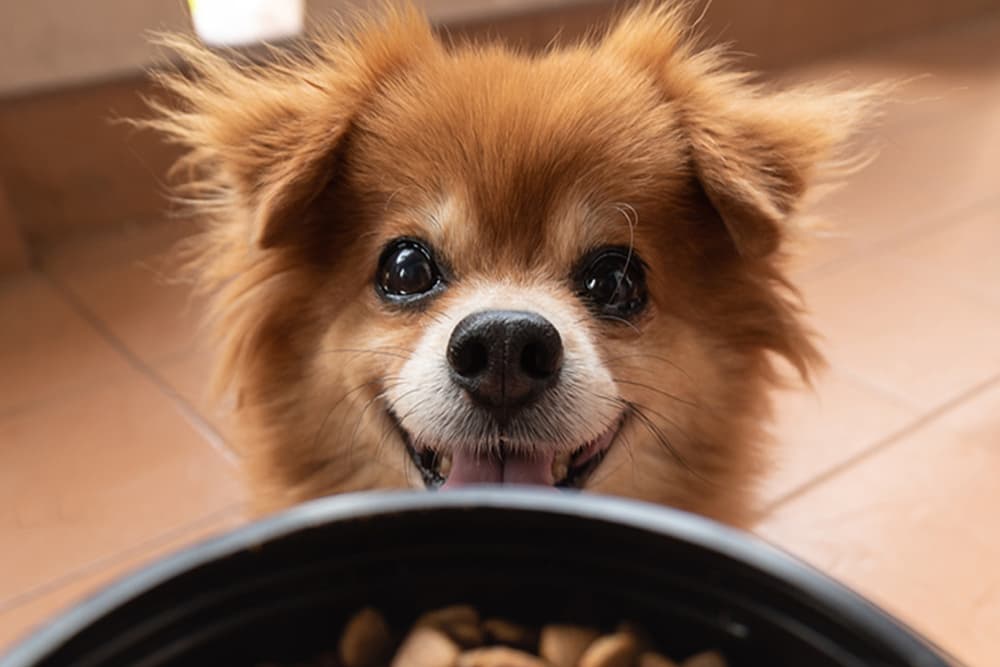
top-left (377, 239), bottom-right (442, 299)
top-left (577, 248), bottom-right (648, 319)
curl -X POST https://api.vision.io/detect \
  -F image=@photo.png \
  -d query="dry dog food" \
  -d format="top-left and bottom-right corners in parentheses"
top-left (265, 606), bottom-right (728, 667)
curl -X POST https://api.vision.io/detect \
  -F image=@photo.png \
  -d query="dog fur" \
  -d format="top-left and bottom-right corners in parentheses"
top-left (149, 2), bottom-right (875, 525)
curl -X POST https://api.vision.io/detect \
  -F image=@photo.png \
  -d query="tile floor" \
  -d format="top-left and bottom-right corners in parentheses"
top-left (1, 14), bottom-right (999, 666)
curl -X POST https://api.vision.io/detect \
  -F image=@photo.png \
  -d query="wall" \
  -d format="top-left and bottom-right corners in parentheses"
top-left (0, 0), bottom-right (591, 96)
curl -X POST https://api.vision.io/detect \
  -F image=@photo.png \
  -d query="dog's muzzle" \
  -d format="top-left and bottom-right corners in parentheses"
top-left (397, 308), bottom-right (623, 489)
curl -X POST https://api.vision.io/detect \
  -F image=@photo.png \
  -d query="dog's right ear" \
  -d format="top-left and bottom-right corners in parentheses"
top-left (147, 4), bottom-right (437, 248)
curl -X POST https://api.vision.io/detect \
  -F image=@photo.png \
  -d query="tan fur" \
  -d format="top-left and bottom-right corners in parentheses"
top-left (148, 2), bottom-right (876, 525)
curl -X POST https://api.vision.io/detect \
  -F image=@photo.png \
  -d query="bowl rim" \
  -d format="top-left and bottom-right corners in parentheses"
top-left (0, 488), bottom-right (960, 667)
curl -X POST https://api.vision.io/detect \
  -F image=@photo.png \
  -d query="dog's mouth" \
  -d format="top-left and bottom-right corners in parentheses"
top-left (399, 415), bottom-right (625, 490)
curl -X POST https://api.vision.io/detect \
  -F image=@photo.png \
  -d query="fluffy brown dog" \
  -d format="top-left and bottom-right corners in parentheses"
top-left (151, 2), bottom-right (873, 525)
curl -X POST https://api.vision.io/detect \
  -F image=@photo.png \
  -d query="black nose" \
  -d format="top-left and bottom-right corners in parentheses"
top-left (447, 310), bottom-right (563, 417)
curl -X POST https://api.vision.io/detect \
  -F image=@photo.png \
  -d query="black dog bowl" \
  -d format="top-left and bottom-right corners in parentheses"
top-left (1, 490), bottom-right (959, 667)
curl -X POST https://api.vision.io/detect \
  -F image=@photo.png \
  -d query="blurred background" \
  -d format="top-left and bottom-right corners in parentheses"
top-left (1, 1), bottom-right (998, 664)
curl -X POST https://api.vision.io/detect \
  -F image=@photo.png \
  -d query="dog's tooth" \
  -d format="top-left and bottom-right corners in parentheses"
top-left (551, 453), bottom-right (570, 482)
top-left (439, 454), bottom-right (453, 478)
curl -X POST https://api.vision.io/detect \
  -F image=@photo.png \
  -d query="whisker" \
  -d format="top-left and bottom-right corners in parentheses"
top-left (373, 389), bottom-right (448, 483)
top-left (609, 202), bottom-right (638, 310)
top-left (346, 414), bottom-right (410, 481)
top-left (603, 353), bottom-right (694, 382)
top-left (384, 390), bottom-right (443, 450)
top-left (314, 346), bottom-right (412, 361)
top-left (368, 406), bottom-right (418, 479)
top-left (596, 313), bottom-right (642, 335)
top-left (587, 420), bottom-right (636, 488)
top-left (311, 376), bottom-right (401, 457)
top-left (572, 312), bottom-right (643, 336)
top-left (629, 401), bottom-right (711, 484)
top-left (581, 392), bottom-right (641, 487)
top-left (628, 399), bottom-right (693, 445)
top-left (612, 377), bottom-right (699, 409)
top-left (629, 406), bottom-right (683, 466)
top-left (344, 384), bottom-right (421, 466)
top-left (373, 390), bottom-right (430, 462)
top-left (422, 310), bottom-right (448, 326)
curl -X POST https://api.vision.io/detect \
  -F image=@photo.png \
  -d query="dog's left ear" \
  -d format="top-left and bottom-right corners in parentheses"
top-left (603, 5), bottom-right (876, 259)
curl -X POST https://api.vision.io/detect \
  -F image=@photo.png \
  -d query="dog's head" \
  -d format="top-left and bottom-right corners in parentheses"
top-left (153, 3), bottom-right (873, 522)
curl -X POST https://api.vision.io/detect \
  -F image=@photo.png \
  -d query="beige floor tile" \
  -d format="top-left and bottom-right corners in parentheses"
top-left (896, 206), bottom-right (1000, 307)
top-left (799, 99), bottom-right (999, 274)
top-left (0, 273), bottom-right (132, 416)
top-left (0, 507), bottom-right (245, 653)
top-left (41, 218), bottom-right (197, 276)
top-left (799, 251), bottom-right (1000, 410)
top-left (762, 367), bottom-right (918, 506)
top-left (782, 14), bottom-right (1000, 276)
top-left (755, 380), bottom-right (1000, 667)
top-left (0, 368), bottom-right (244, 606)
top-left (157, 347), bottom-right (236, 448)
top-left (45, 226), bottom-right (207, 367)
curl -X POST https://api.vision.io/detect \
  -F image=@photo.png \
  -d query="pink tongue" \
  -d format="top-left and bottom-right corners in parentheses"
top-left (441, 449), bottom-right (555, 489)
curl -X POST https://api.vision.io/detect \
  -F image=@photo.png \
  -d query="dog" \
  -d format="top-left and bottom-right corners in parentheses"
top-left (150, 2), bottom-right (874, 525)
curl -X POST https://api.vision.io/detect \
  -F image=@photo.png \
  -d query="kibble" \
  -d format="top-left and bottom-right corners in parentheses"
top-left (637, 652), bottom-right (679, 667)
top-left (391, 626), bottom-right (461, 667)
top-left (678, 652), bottom-right (728, 667)
top-left (338, 607), bottom-right (393, 667)
top-left (416, 605), bottom-right (486, 647)
top-left (539, 625), bottom-right (601, 667)
top-left (578, 632), bottom-right (639, 667)
top-left (264, 606), bottom-right (729, 667)
top-left (483, 618), bottom-right (537, 650)
top-left (458, 646), bottom-right (551, 667)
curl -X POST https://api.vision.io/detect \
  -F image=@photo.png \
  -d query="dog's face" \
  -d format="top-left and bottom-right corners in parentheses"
top-left (155, 4), bottom-right (871, 523)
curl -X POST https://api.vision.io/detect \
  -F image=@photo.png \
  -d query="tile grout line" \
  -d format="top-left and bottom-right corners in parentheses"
top-left (799, 189), bottom-right (1000, 283)
top-left (39, 271), bottom-right (240, 467)
top-left (0, 268), bottom-right (137, 420)
top-left (0, 504), bottom-right (244, 615)
top-left (756, 370), bottom-right (1000, 520)
top-left (833, 365), bottom-right (923, 412)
